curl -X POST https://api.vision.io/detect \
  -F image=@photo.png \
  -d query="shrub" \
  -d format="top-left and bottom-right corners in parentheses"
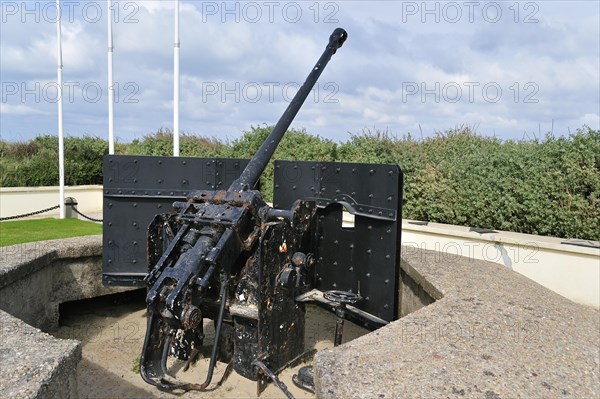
top-left (226, 125), bottom-right (338, 200)
top-left (0, 135), bottom-right (110, 186)
top-left (1, 126), bottom-right (598, 241)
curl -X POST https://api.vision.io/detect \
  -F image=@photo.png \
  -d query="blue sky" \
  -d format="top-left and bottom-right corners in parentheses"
top-left (1, 0), bottom-right (599, 143)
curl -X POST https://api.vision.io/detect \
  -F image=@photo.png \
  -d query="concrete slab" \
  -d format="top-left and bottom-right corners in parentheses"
top-left (0, 310), bottom-right (81, 399)
top-left (315, 247), bottom-right (600, 398)
top-left (0, 235), bottom-right (132, 331)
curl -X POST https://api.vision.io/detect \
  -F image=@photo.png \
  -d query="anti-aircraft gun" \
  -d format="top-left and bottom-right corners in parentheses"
top-left (102, 28), bottom-right (404, 396)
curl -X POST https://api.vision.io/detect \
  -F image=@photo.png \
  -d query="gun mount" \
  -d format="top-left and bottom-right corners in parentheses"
top-left (102, 28), bottom-right (404, 397)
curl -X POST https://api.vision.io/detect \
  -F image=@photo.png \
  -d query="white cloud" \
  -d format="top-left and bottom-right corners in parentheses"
top-left (0, 1), bottom-right (598, 142)
top-left (0, 103), bottom-right (50, 116)
top-left (579, 113), bottom-right (600, 129)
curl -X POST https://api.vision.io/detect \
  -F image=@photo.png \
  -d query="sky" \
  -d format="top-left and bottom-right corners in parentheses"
top-left (1, 0), bottom-right (599, 144)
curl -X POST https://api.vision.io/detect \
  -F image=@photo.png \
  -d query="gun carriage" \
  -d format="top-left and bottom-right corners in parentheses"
top-left (102, 28), bottom-right (403, 397)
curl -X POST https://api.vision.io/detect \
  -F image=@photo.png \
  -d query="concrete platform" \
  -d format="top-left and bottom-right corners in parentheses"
top-left (0, 235), bottom-right (128, 331)
top-left (0, 310), bottom-right (81, 399)
top-left (1, 236), bottom-right (598, 398)
top-left (315, 247), bottom-right (600, 398)
top-left (0, 235), bottom-right (131, 398)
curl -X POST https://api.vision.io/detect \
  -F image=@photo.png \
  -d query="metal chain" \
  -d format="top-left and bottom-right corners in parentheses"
top-left (0, 204), bottom-right (103, 223)
top-left (70, 206), bottom-right (103, 223)
top-left (0, 205), bottom-right (61, 221)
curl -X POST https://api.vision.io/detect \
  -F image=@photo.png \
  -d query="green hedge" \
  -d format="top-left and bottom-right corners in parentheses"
top-left (0, 135), bottom-right (107, 186)
top-left (1, 126), bottom-right (598, 241)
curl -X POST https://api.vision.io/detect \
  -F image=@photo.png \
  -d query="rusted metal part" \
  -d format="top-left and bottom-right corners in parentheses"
top-left (181, 304), bottom-right (202, 330)
top-left (102, 26), bottom-right (405, 398)
top-left (292, 365), bottom-right (315, 393)
top-left (136, 28), bottom-right (348, 394)
top-left (229, 304), bottom-right (259, 320)
top-left (253, 359), bottom-right (295, 399)
top-left (231, 216), bottom-right (314, 381)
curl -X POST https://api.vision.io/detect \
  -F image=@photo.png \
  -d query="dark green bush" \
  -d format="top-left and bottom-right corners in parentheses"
top-left (1, 136), bottom-right (59, 186)
top-left (398, 127), bottom-right (600, 241)
top-left (225, 125), bottom-right (338, 200)
top-left (1, 126), bottom-right (598, 241)
top-left (124, 128), bottom-right (175, 156)
top-left (0, 135), bottom-right (107, 186)
top-left (65, 136), bottom-right (107, 185)
top-left (123, 128), bottom-right (227, 158)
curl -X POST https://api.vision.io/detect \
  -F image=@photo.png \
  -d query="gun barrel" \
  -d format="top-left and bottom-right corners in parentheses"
top-left (229, 28), bottom-right (347, 192)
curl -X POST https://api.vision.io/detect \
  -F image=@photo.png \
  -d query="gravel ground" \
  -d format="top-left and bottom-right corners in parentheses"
top-left (53, 290), bottom-right (368, 399)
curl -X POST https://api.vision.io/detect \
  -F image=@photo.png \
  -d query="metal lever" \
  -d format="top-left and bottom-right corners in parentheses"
top-left (323, 290), bottom-right (361, 346)
top-left (292, 289), bottom-right (361, 394)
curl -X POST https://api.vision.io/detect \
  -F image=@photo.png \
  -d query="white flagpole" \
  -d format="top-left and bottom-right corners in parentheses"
top-left (107, 0), bottom-right (115, 154)
top-left (173, 0), bottom-right (180, 156)
top-left (56, 0), bottom-right (65, 219)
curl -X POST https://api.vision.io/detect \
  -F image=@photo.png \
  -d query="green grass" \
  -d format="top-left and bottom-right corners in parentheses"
top-left (0, 218), bottom-right (102, 247)
top-left (131, 355), bottom-right (141, 374)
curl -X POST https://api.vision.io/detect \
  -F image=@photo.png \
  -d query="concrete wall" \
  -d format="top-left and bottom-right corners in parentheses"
top-left (0, 310), bottom-right (81, 399)
top-left (0, 235), bottom-right (130, 331)
top-left (0, 185), bottom-right (103, 219)
top-left (2, 185), bottom-right (597, 307)
top-left (315, 246), bottom-right (600, 399)
top-left (0, 235), bottom-right (127, 399)
top-left (400, 220), bottom-right (600, 308)
top-left (398, 259), bottom-right (442, 318)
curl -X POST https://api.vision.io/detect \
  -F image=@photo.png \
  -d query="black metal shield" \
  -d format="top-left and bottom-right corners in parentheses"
top-left (102, 155), bottom-right (250, 286)
top-left (273, 160), bottom-right (403, 323)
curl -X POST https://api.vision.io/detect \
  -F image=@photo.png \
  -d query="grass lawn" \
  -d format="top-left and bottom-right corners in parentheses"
top-left (0, 218), bottom-right (102, 247)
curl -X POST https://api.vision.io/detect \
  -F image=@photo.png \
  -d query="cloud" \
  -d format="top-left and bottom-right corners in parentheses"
top-left (0, 1), bottom-right (598, 143)
top-left (579, 113), bottom-right (600, 129)
top-left (0, 103), bottom-right (51, 116)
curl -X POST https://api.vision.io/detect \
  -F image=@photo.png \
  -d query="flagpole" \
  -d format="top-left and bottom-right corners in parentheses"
top-left (107, 0), bottom-right (115, 154)
top-left (173, 0), bottom-right (180, 156)
top-left (56, 0), bottom-right (65, 219)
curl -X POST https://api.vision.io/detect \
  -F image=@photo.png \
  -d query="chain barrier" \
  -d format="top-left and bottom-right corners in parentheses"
top-left (70, 206), bottom-right (104, 223)
top-left (0, 205), bottom-right (61, 221)
top-left (0, 204), bottom-right (103, 223)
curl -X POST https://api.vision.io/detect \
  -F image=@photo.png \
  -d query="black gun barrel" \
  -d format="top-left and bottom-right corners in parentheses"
top-left (229, 28), bottom-right (347, 192)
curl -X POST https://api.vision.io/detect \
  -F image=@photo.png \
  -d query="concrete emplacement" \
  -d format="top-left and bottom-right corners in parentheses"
top-left (0, 235), bottom-right (598, 398)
